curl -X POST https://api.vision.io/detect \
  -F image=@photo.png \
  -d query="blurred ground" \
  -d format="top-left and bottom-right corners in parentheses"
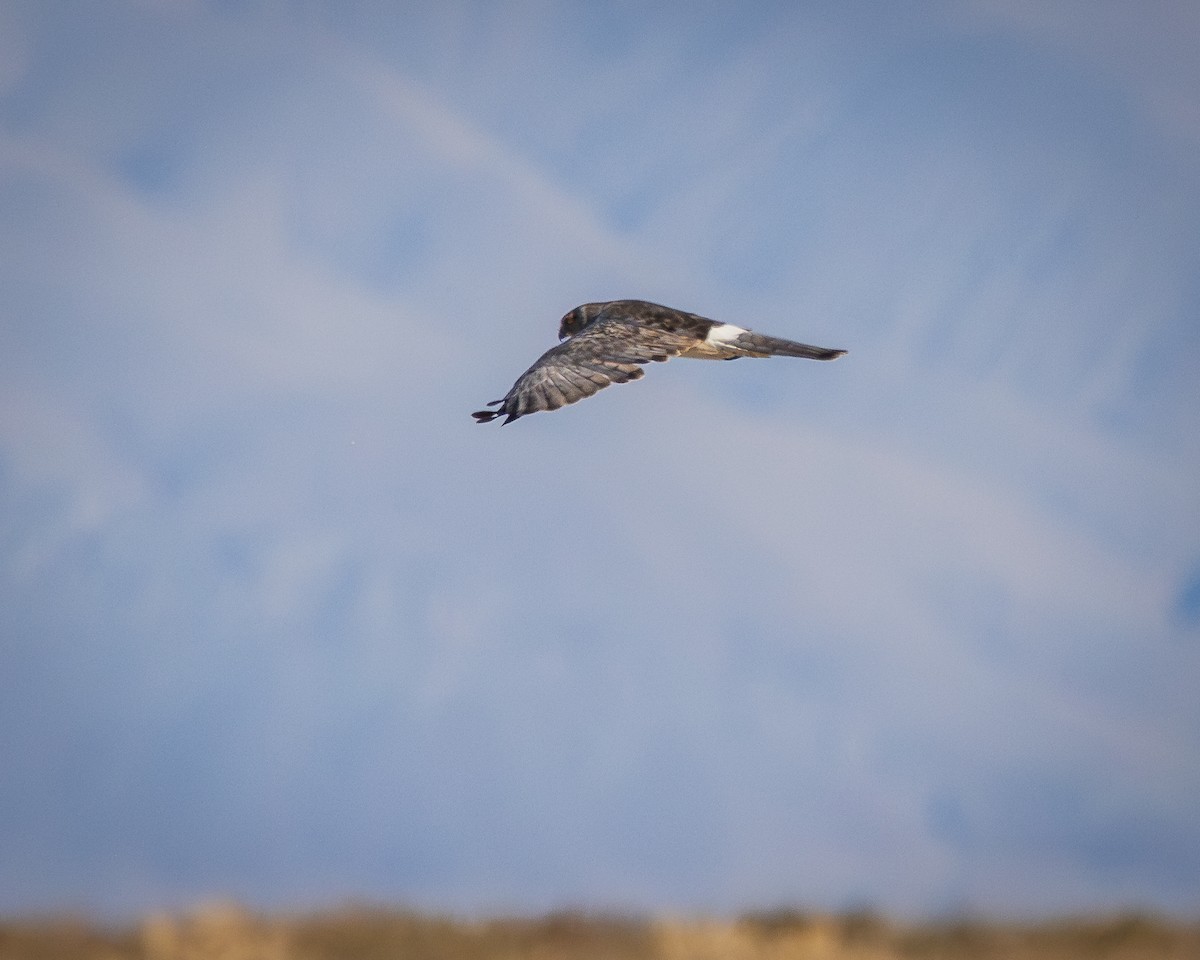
top-left (2, 904), bottom-right (1197, 960)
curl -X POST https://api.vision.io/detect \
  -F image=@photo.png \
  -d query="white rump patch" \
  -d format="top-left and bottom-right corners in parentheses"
top-left (705, 323), bottom-right (747, 344)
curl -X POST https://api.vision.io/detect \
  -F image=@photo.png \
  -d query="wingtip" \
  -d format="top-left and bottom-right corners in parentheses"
top-left (471, 408), bottom-right (525, 424)
top-left (472, 397), bottom-right (511, 423)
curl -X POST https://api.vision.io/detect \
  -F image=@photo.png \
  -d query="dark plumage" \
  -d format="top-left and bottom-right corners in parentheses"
top-left (473, 299), bottom-right (845, 424)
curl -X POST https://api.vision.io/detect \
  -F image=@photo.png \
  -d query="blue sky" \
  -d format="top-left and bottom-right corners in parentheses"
top-left (2, 0), bottom-right (1199, 920)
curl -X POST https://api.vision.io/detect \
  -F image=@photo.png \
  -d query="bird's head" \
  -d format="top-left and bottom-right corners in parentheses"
top-left (558, 302), bottom-right (608, 340)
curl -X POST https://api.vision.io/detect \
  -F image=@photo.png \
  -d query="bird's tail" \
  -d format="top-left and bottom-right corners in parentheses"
top-left (732, 331), bottom-right (846, 360)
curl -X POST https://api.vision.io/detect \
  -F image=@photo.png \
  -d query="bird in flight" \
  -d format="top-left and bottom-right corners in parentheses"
top-left (472, 299), bottom-right (846, 424)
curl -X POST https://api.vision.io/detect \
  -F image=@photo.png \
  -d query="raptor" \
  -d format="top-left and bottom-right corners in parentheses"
top-left (472, 299), bottom-right (846, 424)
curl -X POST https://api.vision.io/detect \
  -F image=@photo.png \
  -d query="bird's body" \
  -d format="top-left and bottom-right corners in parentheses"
top-left (472, 299), bottom-right (845, 424)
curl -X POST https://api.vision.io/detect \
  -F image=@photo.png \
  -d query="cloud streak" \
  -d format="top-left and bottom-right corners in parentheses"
top-left (1, 0), bottom-right (1198, 920)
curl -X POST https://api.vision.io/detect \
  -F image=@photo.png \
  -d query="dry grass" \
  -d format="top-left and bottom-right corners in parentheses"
top-left (1, 904), bottom-right (1197, 960)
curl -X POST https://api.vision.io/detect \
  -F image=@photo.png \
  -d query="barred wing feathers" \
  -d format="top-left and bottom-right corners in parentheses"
top-left (471, 319), bottom-right (696, 424)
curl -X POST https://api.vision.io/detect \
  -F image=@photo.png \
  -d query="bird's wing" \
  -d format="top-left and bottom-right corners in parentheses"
top-left (472, 318), bottom-right (699, 423)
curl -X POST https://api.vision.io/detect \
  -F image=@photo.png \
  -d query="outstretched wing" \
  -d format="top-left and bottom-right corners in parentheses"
top-left (472, 318), bottom-right (699, 423)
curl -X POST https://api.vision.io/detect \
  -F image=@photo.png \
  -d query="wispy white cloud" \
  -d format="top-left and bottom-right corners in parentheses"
top-left (1, 0), bottom-right (1198, 919)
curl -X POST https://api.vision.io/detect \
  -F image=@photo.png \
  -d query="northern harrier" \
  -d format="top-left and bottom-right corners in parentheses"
top-left (472, 299), bottom-right (846, 424)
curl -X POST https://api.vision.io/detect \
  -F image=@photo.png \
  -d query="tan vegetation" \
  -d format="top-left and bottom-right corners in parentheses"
top-left (1, 904), bottom-right (1197, 960)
